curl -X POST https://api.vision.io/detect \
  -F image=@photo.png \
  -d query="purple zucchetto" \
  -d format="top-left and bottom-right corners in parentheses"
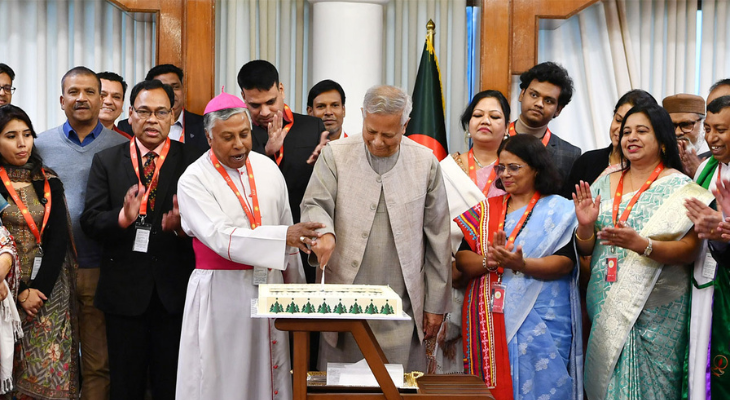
top-left (204, 86), bottom-right (247, 115)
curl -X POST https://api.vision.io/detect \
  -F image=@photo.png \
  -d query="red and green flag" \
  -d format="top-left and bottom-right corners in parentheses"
top-left (406, 22), bottom-right (448, 161)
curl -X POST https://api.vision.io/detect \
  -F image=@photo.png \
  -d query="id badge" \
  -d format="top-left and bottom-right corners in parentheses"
top-left (133, 222), bottom-right (152, 253)
top-left (606, 257), bottom-right (618, 282)
top-left (703, 251), bottom-right (718, 280)
top-left (253, 267), bottom-right (268, 285)
top-left (31, 256), bottom-right (42, 280)
top-left (491, 283), bottom-right (506, 314)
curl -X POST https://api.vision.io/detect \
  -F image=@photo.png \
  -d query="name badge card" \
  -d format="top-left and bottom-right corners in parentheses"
top-left (491, 283), bottom-right (506, 313)
top-left (253, 267), bottom-right (268, 285)
top-left (703, 251), bottom-right (718, 280)
top-left (606, 257), bottom-right (618, 282)
top-left (133, 222), bottom-right (152, 253)
top-left (31, 256), bottom-right (42, 280)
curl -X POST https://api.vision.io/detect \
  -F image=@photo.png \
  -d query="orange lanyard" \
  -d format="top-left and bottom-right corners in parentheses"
top-left (210, 152), bottom-right (262, 229)
top-left (129, 138), bottom-right (171, 217)
top-left (498, 191), bottom-right (541, 251)
top-left (612, 163), bottom-right (664, 226)
top-left (178, 109), bottom-right (186, 144)
top-left (467, 149), bottom-right (497, 196)
top-left (508, 122), bottom-right (551, 146)
top-left (491, 192), bottom-right (540, 276)
top-left (274, 105), bottom-right (295, 166)
top-left (0, 167), bottom-right (51, 247)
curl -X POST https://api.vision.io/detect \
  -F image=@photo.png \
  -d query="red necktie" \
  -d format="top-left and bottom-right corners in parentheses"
top-left (143, 152), bottom-right (157, 211)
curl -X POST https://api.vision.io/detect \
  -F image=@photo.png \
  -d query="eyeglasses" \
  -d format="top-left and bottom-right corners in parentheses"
top-left (0, 86), bottom-right (15, 94)
top-left (673, 119), bottom-right (701, 134)
top-left (495, 163), bottom-right (527, 175)
top-left (132, 106), bottom-right (171, 120)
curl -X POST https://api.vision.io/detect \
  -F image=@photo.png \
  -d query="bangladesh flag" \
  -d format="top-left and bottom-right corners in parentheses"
top-left (405, 21), bottom-right (448, 161)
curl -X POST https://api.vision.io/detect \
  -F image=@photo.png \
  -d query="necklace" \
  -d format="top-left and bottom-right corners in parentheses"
top-left (473, 153), bottom-right (485, 168)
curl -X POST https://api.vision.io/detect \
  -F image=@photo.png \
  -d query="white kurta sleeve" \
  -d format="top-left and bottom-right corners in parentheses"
top-left (178, 163), bottom-right (290, 271)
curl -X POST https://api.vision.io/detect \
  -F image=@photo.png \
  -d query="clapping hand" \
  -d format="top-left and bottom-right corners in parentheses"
top-left (685, 197), bottom-right (723, 240)
top-left (572, 181), bottom-right (601, 226)
top-left (306, 131), bottom-right (331, 165)
top-left (264, 111), bottom-right (288, 156)
top-left (487, 230), bottom-right (525, 272)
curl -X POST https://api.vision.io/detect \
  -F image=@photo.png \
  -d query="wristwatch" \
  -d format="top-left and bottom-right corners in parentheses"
top-left (642, 237), bottom-right (653, 257)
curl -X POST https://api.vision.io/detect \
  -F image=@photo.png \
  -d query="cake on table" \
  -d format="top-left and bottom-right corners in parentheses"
top-left (257, 284), bottom-right (403, 317)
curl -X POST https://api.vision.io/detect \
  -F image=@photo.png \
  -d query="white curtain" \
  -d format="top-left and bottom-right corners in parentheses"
top-left (521, 0), bottom-right (729, 154)
top-left (383, 0), bottom-right (468, 154)
top-left (700, 0), bottom-right (730, 96)
top-left (215, 0), bottom-right (313, 115)
top-left (0, 0), bottom-right (155, 132)
top-left (215, 0), bottom-right (470, 153)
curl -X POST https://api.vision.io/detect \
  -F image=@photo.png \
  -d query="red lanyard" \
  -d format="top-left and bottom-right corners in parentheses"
top-left (612, 163), bottom-right (664, 226)
top-left (498, 191), bottom-right (541, 251)
top-left (467, 149), bottom-right (497, 196)
top-left (113, 125), bottom-right (133, 140)
top-left (129, 138), bottom-right (171, 217)
top-left (210, 152), bottom-right (262, 229)
top-left (0, 167), bottom-right (51, 246)
top-left (274, 105), bottom-right (295, 166)
top-left (508, 122), bottom-right (551, 146)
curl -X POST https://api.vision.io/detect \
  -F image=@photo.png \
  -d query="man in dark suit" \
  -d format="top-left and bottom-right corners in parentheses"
top-left (118, 64), bottom-right (208, 151)
top-left (237, 60), bottom-right (328, 226)
top-left (509, 62), bottom-right (581, 196)
top-left (81, 79), bottom-right (204, 400)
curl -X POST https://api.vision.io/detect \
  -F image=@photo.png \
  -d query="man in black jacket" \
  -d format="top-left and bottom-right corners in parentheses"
top-left (237, 60), bottom-right (328, 226)
top-left (81, 79), bottom-right (204, 400)
top-left (118, 64), bottom-right (208, 151)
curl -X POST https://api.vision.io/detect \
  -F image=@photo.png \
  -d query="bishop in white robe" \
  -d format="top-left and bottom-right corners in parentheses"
top-left (175, 94), bottom-right (323, 400)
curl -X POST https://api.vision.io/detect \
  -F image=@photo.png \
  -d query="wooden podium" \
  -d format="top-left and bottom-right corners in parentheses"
top-left (275, 318), bottom-right (494, 400)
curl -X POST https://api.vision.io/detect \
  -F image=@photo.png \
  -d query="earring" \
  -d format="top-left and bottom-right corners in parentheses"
top-left (466, 130), bottom-right (471, 138)
top-left (661, 145), bottom-right (666, 155)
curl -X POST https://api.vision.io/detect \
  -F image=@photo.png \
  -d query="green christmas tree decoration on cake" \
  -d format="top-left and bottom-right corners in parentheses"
top-left (302, 299), bottom-right (315, 314)
top-left (285, 299), bottom-right (300, 313)
top-left (269, 298), bottom-right (284, 313)
top-left (364, 300), bottom-right (379, 315)
top-left (380, 300), bottom-right (394, 315)
top-left (317, 301), bottom-right (331, 314)
top-left (349, 300), bottom-right (363, 314)
top-left (333, 299), bottom-right (346, 314)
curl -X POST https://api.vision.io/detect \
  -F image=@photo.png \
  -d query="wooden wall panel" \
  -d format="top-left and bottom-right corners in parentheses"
top-left (480, 0), bottom-right (598, 100)
top-left (480, 0), bottom-right (512, 99)
top-left (108, 0), bottom-right (214, 114)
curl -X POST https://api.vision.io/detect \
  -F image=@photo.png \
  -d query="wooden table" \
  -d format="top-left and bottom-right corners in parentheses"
top-left (275, 318), bottom-right (493, 400)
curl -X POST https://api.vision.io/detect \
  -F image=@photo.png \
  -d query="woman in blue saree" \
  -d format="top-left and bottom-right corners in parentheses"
top-left (455, 134), bottom-right (582, 400)
top-left (574, 103), bottom-right (712, 399)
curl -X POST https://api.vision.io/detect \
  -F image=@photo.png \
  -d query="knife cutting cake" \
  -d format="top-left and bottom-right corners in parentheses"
top-left (258, 284), bottom-right (402, 317)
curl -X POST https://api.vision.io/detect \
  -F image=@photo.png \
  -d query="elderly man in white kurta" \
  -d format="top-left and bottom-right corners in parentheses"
top-left (175, 92), bottom-right (324, 400)
top-left (300, 85), bottom-right (451, 372)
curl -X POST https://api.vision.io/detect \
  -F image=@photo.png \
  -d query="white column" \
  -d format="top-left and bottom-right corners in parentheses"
top-left (309, 0), bottom-right (388, 137)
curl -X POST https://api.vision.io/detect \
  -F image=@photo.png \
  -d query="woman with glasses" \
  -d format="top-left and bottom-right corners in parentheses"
top-left (454, 134), bottom-right (582, 399)
top-left (437, 90), bottom-right (509, 374)
top-left (0, 105), bottom-right (79, 399)
top-left (574, 103), bottom-right (712, 399)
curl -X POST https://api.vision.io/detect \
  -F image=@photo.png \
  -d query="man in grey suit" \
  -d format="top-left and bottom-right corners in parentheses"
top-left (301, 85), bottom-right (451, 372)
top-left (510, 62), bottom-right (581, 196)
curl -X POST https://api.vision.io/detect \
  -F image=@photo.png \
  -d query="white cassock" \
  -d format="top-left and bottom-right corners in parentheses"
top-left (175, 150), bottom-right (305, 400)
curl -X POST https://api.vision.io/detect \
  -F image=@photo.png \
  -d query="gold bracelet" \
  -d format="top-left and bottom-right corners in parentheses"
top-left (18, 290), bottom-right (29, 303)
top-left (575, 230), bottom-right (595, 242)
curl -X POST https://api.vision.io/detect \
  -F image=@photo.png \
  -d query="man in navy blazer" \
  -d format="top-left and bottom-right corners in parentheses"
top-left (510, 62), bottom-right (581, 196)
top-left (118, 64), bottom-right (209, 151)
top-left (81, 79), bottom-right (204, 400)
